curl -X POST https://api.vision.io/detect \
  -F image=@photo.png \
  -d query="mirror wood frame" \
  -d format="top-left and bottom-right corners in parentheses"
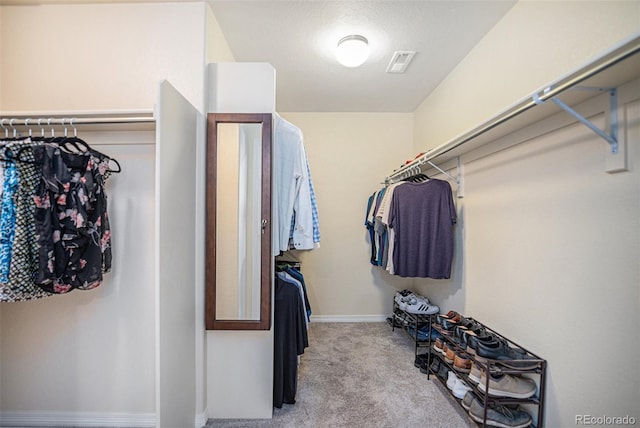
top-left (205, 113), bottom-right (272, 330)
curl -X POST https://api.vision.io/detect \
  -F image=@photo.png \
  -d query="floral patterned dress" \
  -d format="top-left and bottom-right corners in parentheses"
top-left (33, 144), bottom-right (113, 294)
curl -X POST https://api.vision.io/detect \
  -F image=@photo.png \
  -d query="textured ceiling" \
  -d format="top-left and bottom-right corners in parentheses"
top-left (208, 0), bottom-right (517, 112)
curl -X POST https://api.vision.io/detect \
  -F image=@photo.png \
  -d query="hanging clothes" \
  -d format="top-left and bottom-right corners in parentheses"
top-left (0, 134), bottom-right (117, 302)
top-left (0, 138), bottom-right (52, 301)
top-left (273, 272), bottom-right (309, 408)
top-left (388, 179), bottom-right (457, 278)
top-left (33, 144), bottom-right (113, 293)
top-left (273, 114), bottom-right (320, 254)
top-left (375, 181), bottom-right (404, 274)
top-left (365, 178), bottom-right (456, 279)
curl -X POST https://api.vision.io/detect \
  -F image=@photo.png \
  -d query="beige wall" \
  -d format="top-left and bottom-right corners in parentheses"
top-left (411, 2), bottom-right (640, 427)
top-left (0, 2), bottom-right (206, 112)
top-left (414, 0), bottom-right (640, 148)
top-left (280, 112), bottom-right (415, 320)
top-left (460, 88), bottom-right (639, 426)
top-left (0, 2), bottom-right (207, 424)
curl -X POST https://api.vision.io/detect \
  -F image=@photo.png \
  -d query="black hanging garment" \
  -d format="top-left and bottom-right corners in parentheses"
top-left (273, 274), bottom-right (308, 408)
top-left (33, 144), bottom-right (113, 293)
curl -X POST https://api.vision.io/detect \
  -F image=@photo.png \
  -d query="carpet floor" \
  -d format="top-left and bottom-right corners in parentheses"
top-left (207, 322), bottom-right (474, 428)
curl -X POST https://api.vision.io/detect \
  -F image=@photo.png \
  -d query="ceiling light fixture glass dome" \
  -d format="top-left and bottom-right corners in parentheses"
top-left (336, 35), bottom-right (369, 68)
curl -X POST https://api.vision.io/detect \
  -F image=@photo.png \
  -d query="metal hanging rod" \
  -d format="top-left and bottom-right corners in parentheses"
top-left (0, 116), bottom-right (155, 127)
top-left (386, 34), bottom-right (640, 182)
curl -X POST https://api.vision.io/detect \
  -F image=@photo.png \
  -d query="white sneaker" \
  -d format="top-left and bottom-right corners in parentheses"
top-left (395, 292), bottom-right (418, 310)
top-left (405, 298), bottom-right (439, 315)
top-left (446, 371), bottom-right (458, 391)
top-left (452, 378), bottom-right (472, 399)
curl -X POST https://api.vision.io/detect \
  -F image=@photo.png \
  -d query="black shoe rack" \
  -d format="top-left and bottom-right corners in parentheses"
top-left (391, 300), bottom-right (434, 357)
top-left (391, 301), bottom-right (547, 428)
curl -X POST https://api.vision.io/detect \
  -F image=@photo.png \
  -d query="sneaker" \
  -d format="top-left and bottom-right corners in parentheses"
top-left (461, 391), bottom-right (477, 411)
top-left (446, 371), bottom-right (458, 391)
top-left (434, 338), bottom-right (445, 355)
top-left (405, 298), bottom-right (439, 315)
top-left (468, 362), bottom-right (482, 384)
top-left (468, 401), bottom-right (532, 428)
top-left (395, 291), bottom-right (417, 310)
top-left (478, 372), bottom-right (537, 399)
top-left (452, 378), bottom-right (472, 399)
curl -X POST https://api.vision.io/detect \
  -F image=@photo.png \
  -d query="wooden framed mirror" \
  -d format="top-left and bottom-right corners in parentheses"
top-left (206, 113), bottom-right (272, 330)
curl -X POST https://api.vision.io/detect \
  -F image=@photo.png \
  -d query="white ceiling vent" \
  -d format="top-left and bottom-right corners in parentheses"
top-left (386, 51), bottom-right (416, 73)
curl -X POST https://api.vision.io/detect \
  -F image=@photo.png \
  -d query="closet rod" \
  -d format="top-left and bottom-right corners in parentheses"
top-left (0, 116), bottom-right (155, 126)
top-left (386, 34), bottom-right (640, 182)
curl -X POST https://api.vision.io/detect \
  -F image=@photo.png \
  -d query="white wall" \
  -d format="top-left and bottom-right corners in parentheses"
top-left (414, 0), bottom-right (640, 147)
top-left (411, 2), bottom-right (640, 427)
top-left (205, 63), bottom-right (276, 420)
top-left (0, 2), bottom-right (207, 425)
top-left (0, 133), bottom-right (157, 420)
top-left (459, 86), bottom-right (639, 427)
top-left (280, 112), bottom-right (415, 320)
top-left (198, 4), bottom-right (237, 422)
top-left (0, 2), bottom-right (206, 112)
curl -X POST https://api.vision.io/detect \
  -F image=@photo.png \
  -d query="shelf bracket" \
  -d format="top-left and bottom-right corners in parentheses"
top-left (426, 157), bottom-right (464, 199)
top-left (533, 86), bottom-right (619, 154)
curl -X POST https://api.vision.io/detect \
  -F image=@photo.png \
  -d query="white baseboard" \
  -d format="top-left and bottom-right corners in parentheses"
top-left (194, 407), bottom-right (209, 428)
top-left (309, 315), bottom-right (387, 323)
top-left (0, 411), bottom-right (155, 427)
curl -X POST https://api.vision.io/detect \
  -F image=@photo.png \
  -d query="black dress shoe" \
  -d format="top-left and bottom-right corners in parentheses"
top-left (466, 332), bottom-right (497, 354)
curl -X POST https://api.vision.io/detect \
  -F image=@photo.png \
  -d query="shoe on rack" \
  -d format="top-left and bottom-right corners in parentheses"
top-left (453, 352), bottom-right (472, 373)
top-left (434, 338), bottom-right (445, 355)
top-left (414, 351), bottom-right (431, 374)
top-left (468, 400), bottom-right (533, 428)
top-left (414, 351), bottom-right (429, 368)
top-left (437, 362), bottom-right (449, 380)
top-left (468, 362), bottom-right (482, 385)
top-left (478, 372), bottom-right (537, 399)
top-left (430, 357), bottom-right (441, 374)
top-left (461, 391), bottom-right (478, 411)
top-left (453, 325), bottom-right (470, 348)
top-left (446, 371), bottom-right (458, 391)
top-left (452, 378), bottom-right (472, 399)
top-left (441, 310), bottom-right (459, 318)
top-left (476, 339), bottom-right (539, 370)
top-left (405, 298), bottom-right (439, 315)
top-left (386, 316), bottom-right (405, 329)
top-left (444, 345), bottom-right (456, 364)
top-left (406, 323), bottom-right (441, 342)
top-left (466, 332), bottom-right (498, 355)
top-left (437, 316), bottom-right (462, 334)
top-left (395, 291), bottom-right (418, 310)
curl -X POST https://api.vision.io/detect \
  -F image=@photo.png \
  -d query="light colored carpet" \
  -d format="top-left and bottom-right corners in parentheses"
top-left (207, 322), bottom-right (474, 428)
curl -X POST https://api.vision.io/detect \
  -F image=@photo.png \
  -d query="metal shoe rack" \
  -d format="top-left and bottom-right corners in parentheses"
top-left (391, 300), bottom-right (434, 357)
top-left (429, 317), bottom-right (547, 428)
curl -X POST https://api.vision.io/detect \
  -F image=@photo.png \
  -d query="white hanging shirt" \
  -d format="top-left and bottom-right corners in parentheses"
top-left (273, 114), bottom-right (315, 253)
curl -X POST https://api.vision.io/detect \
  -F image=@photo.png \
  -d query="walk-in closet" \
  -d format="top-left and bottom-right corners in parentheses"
top-left (1, 1), bottom-right (639, 428)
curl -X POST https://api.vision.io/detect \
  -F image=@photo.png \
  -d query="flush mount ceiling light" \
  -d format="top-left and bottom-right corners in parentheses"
top-left (336, 35), bottom-right (369, 68)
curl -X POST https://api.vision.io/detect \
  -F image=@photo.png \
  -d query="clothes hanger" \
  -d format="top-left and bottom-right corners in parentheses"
top-left (65, 118), bottom-right (122, 173)
top-left (0, 119), bottom-right (8, 139)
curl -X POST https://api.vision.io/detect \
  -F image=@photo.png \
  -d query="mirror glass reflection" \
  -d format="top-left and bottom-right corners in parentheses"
top-left (215, 123), bottom-right (263, 321)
